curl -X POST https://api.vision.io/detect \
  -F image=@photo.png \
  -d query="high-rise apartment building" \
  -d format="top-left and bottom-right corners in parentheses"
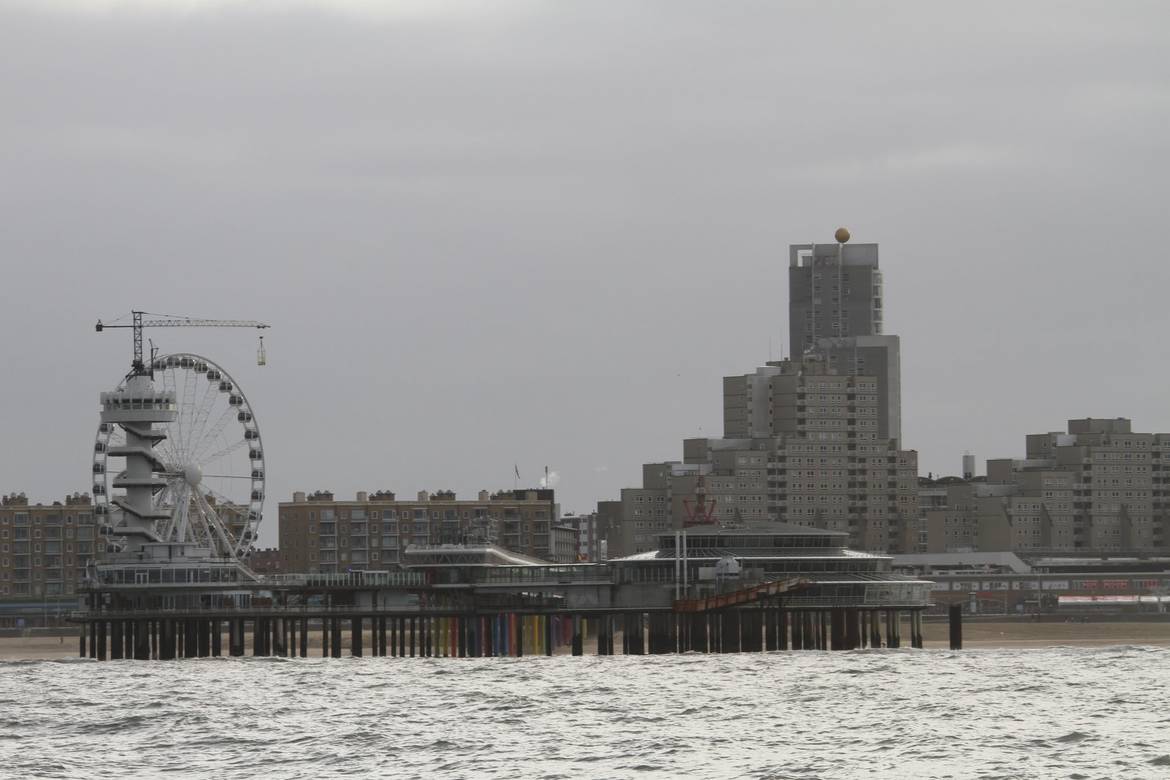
top-left (788, 240), bottom-right (883, 358)
top-left (723, 354), bottom-right (893, 443)
top-left (278, 488), bottom-right (575, 572)
top-left (813, 336), bottom-right (901, 445)
top-left (608, 355), bottom-right (919, 556)
top-left (716, 354), bottom-right (917, 550)
top-left (920, 418), bottom-right (1170, 555)
top-left (785, 238), bottom-right (901, 445)
top-left (0, 493), bottom-right (96, 601)
top-left (603, 230), bottom-right (916, 556)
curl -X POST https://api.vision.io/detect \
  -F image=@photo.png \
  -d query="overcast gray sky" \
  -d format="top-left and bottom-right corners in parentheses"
top-left (2, 0), bottom-right (1168, 545)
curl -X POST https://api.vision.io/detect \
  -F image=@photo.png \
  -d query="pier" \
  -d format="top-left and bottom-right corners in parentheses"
top-left (72, 522), bottom-right (933, 660)
top-left (74, 310), bottom-right (936, 663)
top-left (76, 603), bottom-right (927, 660)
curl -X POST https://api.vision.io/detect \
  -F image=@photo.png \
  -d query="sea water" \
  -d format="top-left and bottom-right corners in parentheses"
top-left (2, 646), bottom-right (1168, 779)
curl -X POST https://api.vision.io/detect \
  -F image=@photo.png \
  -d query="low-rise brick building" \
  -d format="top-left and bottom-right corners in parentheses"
top-left (278, 488), bottom-right (573, 573)
top-left (0, 492), bottom-right (96, 601)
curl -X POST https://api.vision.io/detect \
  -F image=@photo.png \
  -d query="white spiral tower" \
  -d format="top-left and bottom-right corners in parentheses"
top-left (97, 373), bottom-right (175, 544)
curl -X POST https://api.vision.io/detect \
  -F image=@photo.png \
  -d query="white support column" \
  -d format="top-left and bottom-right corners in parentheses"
top-left (674, 531), bottom-right (681, 600)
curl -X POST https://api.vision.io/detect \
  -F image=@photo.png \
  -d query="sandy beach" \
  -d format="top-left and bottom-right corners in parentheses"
top-left (919, 618), bottom-right (1170, 649)
top-left (5, 619), bottom-right (1170, 661)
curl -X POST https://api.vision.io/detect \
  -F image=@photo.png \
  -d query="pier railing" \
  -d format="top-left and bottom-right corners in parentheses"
top-left (67, 604), bottom-right (433, 621)
top-left (264, 572), bottom-right (427, 589)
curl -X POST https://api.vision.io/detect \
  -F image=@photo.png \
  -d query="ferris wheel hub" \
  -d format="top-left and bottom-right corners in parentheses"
top-left (183, 463), bottom-right (203, 487)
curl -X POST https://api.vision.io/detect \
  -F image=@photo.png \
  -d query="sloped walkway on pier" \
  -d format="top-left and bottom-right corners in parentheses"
top-left (673, 578), bottom-right (810, 613)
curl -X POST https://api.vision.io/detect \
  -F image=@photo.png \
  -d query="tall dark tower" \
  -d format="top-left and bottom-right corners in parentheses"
top-left (787, 228), bottom-right (883, 360)
top-left (786, 229), bottom-right (900, 445)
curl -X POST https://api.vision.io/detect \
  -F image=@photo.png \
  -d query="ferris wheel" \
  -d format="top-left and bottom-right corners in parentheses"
top-left (93, 353), bottom-right (265, 561)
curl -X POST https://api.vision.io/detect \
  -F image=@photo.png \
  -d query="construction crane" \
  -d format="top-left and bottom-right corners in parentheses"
top-left (683, 473), bottom-right (717, 527)
top-left (95, 311), bottom-right (270, 376)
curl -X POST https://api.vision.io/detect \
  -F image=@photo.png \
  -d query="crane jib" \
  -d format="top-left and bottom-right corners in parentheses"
top-left (95, 312), bottom-right (271, 375)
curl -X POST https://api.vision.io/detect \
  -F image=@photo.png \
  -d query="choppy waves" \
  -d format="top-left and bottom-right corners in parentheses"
top-left (2, 647), bottom-right (1169, 779)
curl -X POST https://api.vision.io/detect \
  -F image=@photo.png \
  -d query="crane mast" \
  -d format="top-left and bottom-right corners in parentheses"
top-left (96, 310), bottom-right (270, 375)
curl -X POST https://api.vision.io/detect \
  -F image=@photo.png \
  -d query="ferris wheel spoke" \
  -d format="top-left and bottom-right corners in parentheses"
top-left (156, 478), bottom-right (179, 515)
top-left (171, 367), bottom-right (193, 463)
top-left (181, 364), bottom-right (203, 459)
top-left (156, 437), bottom-right (181, 471)
top-left (201, 483), bottom-right (250, 529)
top-left (189, 405), bottom-right (237, 466)
top-left (159, 368), bottom-right (183, 459)
top-left (181, 361), bottom-right (197, 438)
top-left (196, 439), bottom-right (248, 470)
top-left (201, 484), bottom-right (246, 518)
top-left (174, 369), bottom-right (196, 463)
top-left (193, 485), bottom-right (236, 557)
top-left (174, 483), bottom-right (193, 543)
top-left (188, 370), bottom-right (221, 456)
top-left (153, 480), bottom-right (173, 510)
top-left (159, 482), bottom-right (181, 541)
top-left (187, 489), bottom-right (210, 546)
top-left (171, 370), bottom-right (189, 461)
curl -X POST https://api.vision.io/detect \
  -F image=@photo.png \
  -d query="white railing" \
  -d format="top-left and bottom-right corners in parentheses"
top-left (264, 571), bottom-right (426, 588)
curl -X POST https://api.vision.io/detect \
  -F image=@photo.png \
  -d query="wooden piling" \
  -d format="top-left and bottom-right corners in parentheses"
top-left (830, 609), bottom-right (845, 650)
top-left (845, 609), bottom-right (860, 650)
top-left (764, 608), bottom-right (778, 651)
top-left (721, 611), bottom-right (740, 653)
top-left (137, 622), bottom-right (153, 659)
top-left (110, 621), bottom-right (124, 661)
top-left (948, 604), bottom-right (962, 650)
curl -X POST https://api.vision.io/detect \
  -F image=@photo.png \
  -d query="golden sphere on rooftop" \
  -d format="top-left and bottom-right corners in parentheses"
top-left (834, 227), bottom-right (851, 244)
